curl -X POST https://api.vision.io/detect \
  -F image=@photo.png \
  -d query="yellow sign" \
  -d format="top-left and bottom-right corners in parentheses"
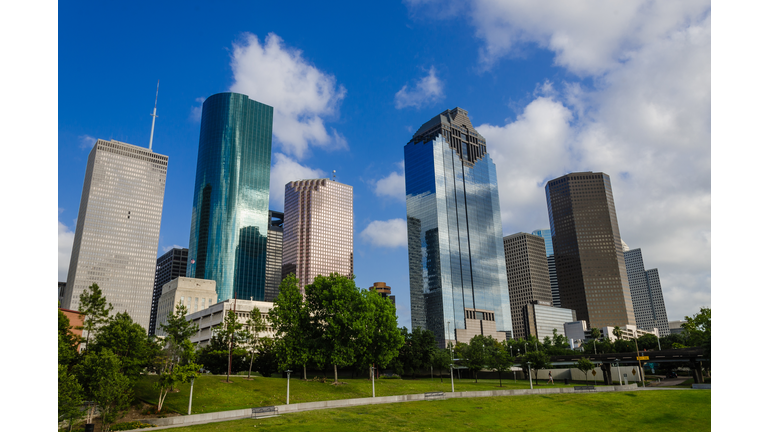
top-left (632, 368), bottom-right (637, 375)
top-left (636, 356), bottom-right (649, 361)
top-left (592, 370), bottom-right (597, 376)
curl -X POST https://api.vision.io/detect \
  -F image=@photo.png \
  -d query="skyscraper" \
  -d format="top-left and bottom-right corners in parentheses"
top-left (503, 233), bottom-right (553, 339)
top-left (624, 248), bottom-right (671, 336)
top-left (545, 172), bottom-right (635, 330)
top-left (264, 210), bottom-right (284, 302)
top-left (531, 228), bottom-right (560, 307)
top-left (149, 247), bottom-right (189, 336)
top-left (187, 93), bottom-right (273, 302)
top-left (282, 179), bottom-right (353, 292)
top-left (63, 139), bottom-right (168, 330)
top-left (405, 107), bottom-right (512, 347)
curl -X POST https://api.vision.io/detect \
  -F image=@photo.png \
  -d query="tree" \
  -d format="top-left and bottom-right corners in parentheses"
top-left (459, 335), bottom-right (490, 383)
top-left (522, 350), bottom-right (551, 385)
top-left (253, 338), bottom-right (281, 378)
top-left (244, 306), bottom-right (267, 379)
top-left (196, 332), bottom-right (248, 374)
top-left (430, 348), bottom-right (452, 383)
top-left (59, 310), bottom-right (80, 369)
top-left (305, 273), bottom-right (368, 383)
top-left (485, 338), bottom-right (513, 387)
top-left (576, 357), bottom-right (595, 383)
top-left (155, 363), bottom-right (201, 413)
top-left (358, 289), bottom-right (405, 379)
top-left (659, 333), bottom-right (686, 350)
top-left (91, 312), bottom-right (153, 380)
top-left (58, 364), bottom-right (84, 431)
top-left (218, 309), bottom-right (245, 383)
top-left (636, 334), bottom-right (659, 351)
top-left (682, 307), bottom-right (711, 348)
top-left (395, 327), bottom-right (436, 378)
top-left (75, 349), bottom-right (132, 430)
top-left (268, 274), bottom-right (315, 379)
top-left (156, 303), bottom-right (200, 410)
top-left (612, 326), bottom-right (623, 342)
top-left (77, 283), bottom-right (113, 351)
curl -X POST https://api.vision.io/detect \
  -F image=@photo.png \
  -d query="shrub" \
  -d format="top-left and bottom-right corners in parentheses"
top-left (110, 421), bottom-right (156, 430)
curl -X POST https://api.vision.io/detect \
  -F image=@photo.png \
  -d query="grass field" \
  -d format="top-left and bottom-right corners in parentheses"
top-left (134, 374), bottom-right (603, 415)
top-left (152, 390), bottom-right (711, 431)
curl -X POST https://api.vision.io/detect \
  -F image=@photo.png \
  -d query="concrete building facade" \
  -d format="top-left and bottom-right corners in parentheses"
top-left (186, 299), bottom-right (275, 347)
top-left (281, 179), bottom-right (353, 292)
top-left (623, 248), bottom-right (671, 337)
top-left (63, 139), bottom-right (168, 330)
top-left (523, 301), bottom-right (577, 342)
top-left (503, 233), bottom-right (553, 339)
top-left (150, 247), bottom-right (189, 336)
top-left (545, 172), bottom-right (635, 330)
top-left (156, 277), bottom-right (217, 336)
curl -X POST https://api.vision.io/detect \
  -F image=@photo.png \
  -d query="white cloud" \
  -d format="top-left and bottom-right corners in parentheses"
top-left (190, 97), bottom-right (205, 122)
top-left (410, 1), bottom-right (712, 321)
top-left (361, 219), bottom-right (407, 248)
top-left (162, 244), bottom-right (185, 253)
top-left (269, 153), bottom-right (326, 210)
top-left (229, 33), bottom-right (347, 159)
top-left (58, 221), bottom-right (75, 282)
top-left (78, 134), bottom-right (95, 150)
top-left (395, 66), bottom-right (445, 109)
top-left (374, 161), bottom-right (406, 201)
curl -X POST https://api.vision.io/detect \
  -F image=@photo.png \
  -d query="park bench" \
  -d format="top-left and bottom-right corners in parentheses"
top-left (425, 391), bottom-right (445, 400)
top-left (574, 386), bottom-right (595, 391)
top-left (252, 406), bottom-right (278, 418)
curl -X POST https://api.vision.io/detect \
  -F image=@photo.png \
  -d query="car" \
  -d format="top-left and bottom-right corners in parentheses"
top-left (666, 371), bottom-right (678, 378)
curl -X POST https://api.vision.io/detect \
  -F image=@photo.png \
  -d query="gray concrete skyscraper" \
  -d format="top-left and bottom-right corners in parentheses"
top-left (63, 139), bottom-right (168, 330)
top-left (503, 233), bottom-right (553, 339)
top-left (624, 248), bottom-right (671, 336)
top-left (405, 108), bottom-right (512, 347)
top-left (545, 172), bottom-right (635, 330)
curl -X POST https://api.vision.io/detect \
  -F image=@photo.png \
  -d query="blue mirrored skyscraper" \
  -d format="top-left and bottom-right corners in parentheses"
top-left (187, 93), bottom-right (273, 302)
top-left (405, 108), bottom-right (512, 347)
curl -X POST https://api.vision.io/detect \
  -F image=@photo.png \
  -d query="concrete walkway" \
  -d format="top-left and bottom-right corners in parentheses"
top-left (143, 384), bottom-right (642, 429)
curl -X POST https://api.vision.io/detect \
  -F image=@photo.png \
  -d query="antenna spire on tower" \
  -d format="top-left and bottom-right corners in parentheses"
top-left (148, 80), bottom-right (159, 151)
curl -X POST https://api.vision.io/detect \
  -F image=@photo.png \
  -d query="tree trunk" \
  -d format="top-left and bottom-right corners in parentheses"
top-left (303, 364), bottom-right (307, 381)
top-left (334, 364), bottom-right (338, 383)
top-left (248, 351), bottom-right (254, 379)
top-left (440, 368), bottom-right (443, 383)
top-left (499, 371), bottom-right (502, 387)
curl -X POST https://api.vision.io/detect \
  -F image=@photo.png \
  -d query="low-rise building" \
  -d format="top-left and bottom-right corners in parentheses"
top-left (564, 321), bottom-right (659, 349)
top-left (186, 299), bottom-right (275, 347)
top-left (156, 277), bottom-right (217, 336)
top-left (522, 300), bottom-right (577, 342)
top-left (668, 320), bottom-right (686, 335)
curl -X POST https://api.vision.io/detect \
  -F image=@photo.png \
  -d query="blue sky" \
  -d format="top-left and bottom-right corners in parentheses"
top-left (57, 1), bottom-right (712, 327)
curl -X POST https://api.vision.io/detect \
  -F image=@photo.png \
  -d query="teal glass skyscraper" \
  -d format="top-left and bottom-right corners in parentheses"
top-left (187, 93), bottom-right (273, 302)
top-left (405, 108), bottom-right (513, 348)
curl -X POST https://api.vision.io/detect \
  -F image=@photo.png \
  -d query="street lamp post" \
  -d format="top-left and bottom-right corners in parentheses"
top-left (371, 366), bottom-right (376, 397)
top-left (188, 377), bottom-right (195, 415)
top-left (527, 362), bottom-right (533, 389)
top-left (450, 364), bottom-right (455, 393)
top-left (285, 370), bottom-right (292, 404)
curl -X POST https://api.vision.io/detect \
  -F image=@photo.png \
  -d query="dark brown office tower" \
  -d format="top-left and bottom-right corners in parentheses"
top-left (265, 210), bottom-right (284, 302)
top-left (545, 172), bottom-right (635, 330)
top-left (503, 233), bottom-right (553, 339)
top-left (150, 247), bottom-right (189, 336)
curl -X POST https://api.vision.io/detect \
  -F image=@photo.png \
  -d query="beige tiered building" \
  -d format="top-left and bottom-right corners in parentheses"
top-left (503, 232), bottom-right (553, 339)
top-left (282, 179), bottom-right (353, 292)
top-left (155, 277), bottom-right (217, 335)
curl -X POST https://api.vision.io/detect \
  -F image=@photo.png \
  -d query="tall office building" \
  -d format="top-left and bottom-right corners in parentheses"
top-left (187, 93), bottom-right (273, 302)
top-left (405, 107), bottom-right (512, 347)
top-left (264, 210), bottom-right (284, 302)
top-left (624, 248), bottom-right (671, 336)
top-left (63, 139), bottom-right (168, 330)
top-left (503, 233), bottom-right (553, 339)
top-left (531, 228), bottom-right (560, 307)
top-left (282, 179), bottom-right (353, 292)
top-left (545, 172), bottom-right (635, 330)
top-left (149, 247), bottom-right (189, 336)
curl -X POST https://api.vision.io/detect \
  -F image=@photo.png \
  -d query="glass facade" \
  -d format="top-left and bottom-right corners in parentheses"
top-left (525, 302), bottom-right (578, 342)
top-left (64, 139), bottom-right (168, 330)
top-left (187, 93), bottom-right (273, 302)
top-left (531, 229), bottom-right (560, 307)
top-left (531, 229), bottom-right (553, 256)
top-left (264, 210), bottom-right (284, 302)
top-left (150, 247), bottom-right (188, 335)
top-left (405, 108), bottom-right (512, 348)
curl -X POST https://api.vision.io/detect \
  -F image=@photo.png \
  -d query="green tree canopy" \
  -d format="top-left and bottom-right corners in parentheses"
top-left (522, 350), bottom-right (551, 385)
top-left (357, 289), bottom-right (405, 378)
top-left (244, 306), bottom-right (267, 379)
top-left (78, 283), bottom-right (113, 351)
top-left (91, 312), bottom-right (153, 380)
top-left (268, 274), bottom-right (315, 379)
top-left (485, 338), bottom-right (513, 387)
top-left (682, 307), bottom-right (711, 348)
top-left (576, 357), bottom-right (595, 383)
top-left (58, 310), bottom-right (80, 369)
top-left (58, 364), bottom-right (84, 429)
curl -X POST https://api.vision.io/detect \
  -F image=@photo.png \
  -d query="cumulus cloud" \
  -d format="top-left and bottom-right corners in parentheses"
top-left (229, 33), bottom-right (347, 159)
top-left (162, 244), bottom-right (186, 253)
top-left (395, 66), bottom-right (445, 109)
top-left (361, 219), bottom-right (407, 248)
top-left (374, 161), bottom-right (406, 201)
top-left (78, 134), bottom-right (96, 150)
top-left (59, 221), bottom-right (75, 282)
top-left (269, 153), bottom-right (326, 210)
top-left (410, 1), bottom-right (711, 320)
top-left (190, 97), bottom-right (205, 122)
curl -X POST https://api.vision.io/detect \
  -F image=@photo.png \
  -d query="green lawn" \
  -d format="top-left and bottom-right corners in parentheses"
top-left (134, 374), bottom-right (598, 415)
top-left (153, 390), bottom-right (711, 431)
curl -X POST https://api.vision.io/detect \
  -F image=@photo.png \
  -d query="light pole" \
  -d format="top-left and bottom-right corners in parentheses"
top-left (188, 377), bottom-right (195, 415)
top-left (371, 366), bottom-right (376, 397)
top-left (285, 370), bottom-right (292, 404)
top-left (450, 364), bottom-right (455, 393)
top-left (527, 362), bottom-right (533, 389)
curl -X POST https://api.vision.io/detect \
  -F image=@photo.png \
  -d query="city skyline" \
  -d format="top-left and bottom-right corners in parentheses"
top-left (57, 2), bottom-right (711, 327)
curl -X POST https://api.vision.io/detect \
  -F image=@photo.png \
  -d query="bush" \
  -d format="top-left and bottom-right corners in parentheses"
top-left (380, 374), bottom-right (401, 379)
top-left (110, 421), bottom-right (156, 430)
